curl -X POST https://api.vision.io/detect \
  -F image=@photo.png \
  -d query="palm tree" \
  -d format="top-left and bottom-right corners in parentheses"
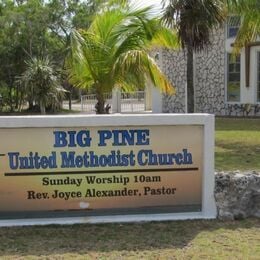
top-left (226, 0), bottom-right (260, 53)
top-left (66, 5), bottom-right (179, 114)
top-left (161, 0), bottom-right (225, 113)
top-left (19, 57), bottom-right (62, 114)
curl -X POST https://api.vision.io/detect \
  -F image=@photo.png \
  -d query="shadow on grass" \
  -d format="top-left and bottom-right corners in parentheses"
top-left (215, 118), bottom-right (260, 131)
top-left (0, 218), bottom-right (259, 257)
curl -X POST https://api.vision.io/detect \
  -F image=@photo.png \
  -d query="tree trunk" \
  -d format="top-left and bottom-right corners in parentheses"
top-left (69, 92), bottom-right (72, 111)
top-left (28, 100), bottom-right (34, 111)
top-left (95, 86), bottom-right (106, 114)
top-left (187, 45), bottom-right (194, 113)
top-left (8, 86), bottom-right (14, 112)
top-left (95, 85), bottom-right (109, 114)
top-left (18, 91), bottom-right (24, 112)
top-left (63, 80), bottom-right (72, 110)
top-left (40, 101), bottom-right (46, 115)
top-left (15, 85), bottom-right (19, 109)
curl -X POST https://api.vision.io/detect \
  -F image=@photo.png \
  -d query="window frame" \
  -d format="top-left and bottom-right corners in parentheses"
top-left (226, 52), bottom-right (241, 103)
top-left (257, 51), bottom-right (260, 103)
top-left (227, 16), bottom-right (240, 39)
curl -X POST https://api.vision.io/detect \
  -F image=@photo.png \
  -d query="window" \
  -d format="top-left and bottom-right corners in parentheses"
top-left (227, 53), bottom-right (240, 102)
top-left (227, 16), bottom-right (240, 38)
top-left (256, 52), bottom-right (260, 102)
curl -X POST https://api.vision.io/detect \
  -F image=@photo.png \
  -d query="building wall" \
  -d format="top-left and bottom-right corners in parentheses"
top-left (194, 27), bottom-right (226, 115)
top-left (161, 26), bottom-right (260, 116)
top-left (160, 49), bottom-right (187, 113)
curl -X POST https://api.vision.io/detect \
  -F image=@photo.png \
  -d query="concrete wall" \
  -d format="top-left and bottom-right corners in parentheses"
top-left (160, 27), bottom-right (260, 116)
top-left (194, 28), bottom-right (226, 115)
top-left (160, 49), bottom-right (187, 113)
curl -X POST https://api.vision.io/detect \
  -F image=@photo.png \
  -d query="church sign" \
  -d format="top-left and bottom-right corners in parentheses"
top-left (0, 114), bottom-right (216, 226)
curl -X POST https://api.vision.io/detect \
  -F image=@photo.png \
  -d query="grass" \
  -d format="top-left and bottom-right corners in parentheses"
top-left (0, 218), bottom-right (259, 259)
top-left (215, 117), bottom-right (260, 171)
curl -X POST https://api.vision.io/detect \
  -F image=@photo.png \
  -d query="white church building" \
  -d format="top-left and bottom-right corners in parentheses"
top-left (156, 17), bottom-right (260, 116)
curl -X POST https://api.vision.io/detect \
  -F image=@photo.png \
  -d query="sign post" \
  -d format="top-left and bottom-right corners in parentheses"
top-left (0, 114), bottom-right (215, 226)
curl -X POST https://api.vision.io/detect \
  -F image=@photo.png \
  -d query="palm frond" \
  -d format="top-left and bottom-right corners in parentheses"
top-left (66, 5), bottom-right (177, 99)
top-left (228, 0), bottom-right (260, 52)
top-left (151, 27), bottom-right (179, 49)
top-left (161, 0), bottom-right (226, 51)
top-left (19, 56), bottom-right (61, 108)
top-left (113, 50), bottom-right (175, 94)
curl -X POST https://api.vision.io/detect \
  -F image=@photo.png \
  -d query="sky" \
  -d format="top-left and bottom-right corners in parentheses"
top-left (131, 0), bottom-right (163, 12)
top-left (134, 0), bottom-right (162, 7)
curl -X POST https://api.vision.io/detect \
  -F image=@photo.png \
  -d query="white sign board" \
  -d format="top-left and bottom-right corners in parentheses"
top-left (0, 114), bottom-right (216, 226)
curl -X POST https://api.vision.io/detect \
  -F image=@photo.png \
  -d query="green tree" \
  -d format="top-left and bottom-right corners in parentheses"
top-left (0, 0), bottom-right (59, 111)
top-left (46, 0), bottom-right (108, 103)
top-left (0, 0), bottom-right (27, 111)
top-left (0, 0), bottom-right (105, 112)
top-left (161, 0), bottom-right (225, 113)
top-left (226, 0), bottom-right (260, 52)
top-left (67, 5), bottom-right (178, 114)
top-left (19, 57), bottom-right (62, 114)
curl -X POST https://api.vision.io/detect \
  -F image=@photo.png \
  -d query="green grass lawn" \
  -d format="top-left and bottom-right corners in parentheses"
top-left (0, 218), bottom-right (259, 259)
top-left (215, 117), bottom-right (260, 171)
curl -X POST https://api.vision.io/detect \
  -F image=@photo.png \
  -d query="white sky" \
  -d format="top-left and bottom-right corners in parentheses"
top-left (131, 0), bottom-right (163, 12)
